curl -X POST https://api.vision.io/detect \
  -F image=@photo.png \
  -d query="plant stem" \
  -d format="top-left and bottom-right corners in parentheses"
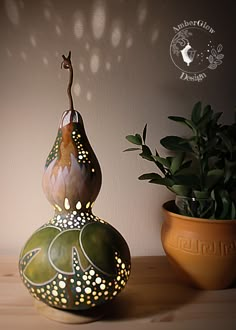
top-left (61, 51), bottom-right (74, 111)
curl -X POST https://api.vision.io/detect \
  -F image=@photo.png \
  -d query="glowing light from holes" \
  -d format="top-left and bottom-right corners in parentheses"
top-left (151, 28), bottom-right (159, 44)
top-left (111, 21), bottom-right (122, 47)
top-left (64, 198), bottom-right (70, 210)
top-left (90, 52), bottom-right (100, 73)
top-left (86, 202), bottom-right (91, 209)
top-left (5, 0), bottom-right (20, 25)
top-left (92, 0), bottom-right (106, 39)
top-left (137, 1), bottom-right (147, 25)
top-left (74, 82), bottom-right (81, 96)
top-left (85, 287), bottom-right (92, 294)
top-left (74, 11), bottom-right (84, 39)
top-left (55, 204), bottom-right (62, 212)
top-left (76, 201), bottom-right (82, 210)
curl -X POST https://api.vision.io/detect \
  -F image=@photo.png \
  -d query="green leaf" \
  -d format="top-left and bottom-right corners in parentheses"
top-left (178, 160), bottom-right (193, 172)
top-left (213, 190), bottom-right (231, 219)
top-left (126, 134), bottom-right (142, 145)
top-left (206, 169), bottom-right (224, 189)
top-left (168, 185), bottom-right (191, 196)
top-left (193, 190), bottom-right (210, 199)
top-left (138, 173), bottom-right (162, 181)
top-left (142, 124), bottom-right (147, 144)
top-left (225, 159), bottom-right (236, 183)
top-left (160, 136), bottom-right (192, 152)
top-left (140, 145), bottom-right (153, 161)
top-left (170, 153), bottom-right (185, 174)
top-left (212, 112), bottom-right (222, 124)
top-left (218, 132), bottom-right (233, 153)
top-left (152, 151), bottom-right (166, 174)
top-left (191, 101), bottom-right (202, 124)
top-left (168, 116), bottom-right (187, 123)
top-left (197, 105), bottom-right (213, 129)
top-left (149, 177), bottom-right (174, 186)
top-left (173, 174), bottom-right (199, 187)
top-left (138, 173), bottom-right (173, 186)
top-left (168, 116), bottom-right (196, 132)
top-left (185, 119), bottom-right (197, 133)
top-left (219, 196), bottom-right (230, 219)
top-left (123, 147), bottom-right (141, 152)
top-left (230, 202), bottom-right (236, 219)
top-left (152, 156), bottom-right (171, 168)
top-left (203, 104), bottom-right (212, 116)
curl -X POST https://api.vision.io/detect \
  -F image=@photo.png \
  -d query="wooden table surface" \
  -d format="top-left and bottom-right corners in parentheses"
top-left (0, 255), bottom-right (236, 330)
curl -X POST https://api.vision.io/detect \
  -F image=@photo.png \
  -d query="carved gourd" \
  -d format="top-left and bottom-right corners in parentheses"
top-left (19, 52), bottom-right (131, 311)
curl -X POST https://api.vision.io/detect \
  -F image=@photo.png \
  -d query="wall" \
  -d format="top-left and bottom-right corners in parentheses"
top-left (0, 0), bottom-right (235, 256)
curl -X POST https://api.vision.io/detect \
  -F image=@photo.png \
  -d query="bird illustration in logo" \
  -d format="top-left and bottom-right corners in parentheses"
top-left (180, 42), bottom-right (196, 66)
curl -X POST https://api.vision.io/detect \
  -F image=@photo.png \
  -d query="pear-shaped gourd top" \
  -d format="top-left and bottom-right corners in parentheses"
top-left (42, 52), bottom-right (102, 213)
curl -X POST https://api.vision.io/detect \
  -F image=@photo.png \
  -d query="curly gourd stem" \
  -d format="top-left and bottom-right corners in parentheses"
top-left (61, 51), bottom-right (74, 111)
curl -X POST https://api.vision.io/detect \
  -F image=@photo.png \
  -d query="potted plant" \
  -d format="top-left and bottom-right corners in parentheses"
top-left (125, 101), bottom-right (236, 289)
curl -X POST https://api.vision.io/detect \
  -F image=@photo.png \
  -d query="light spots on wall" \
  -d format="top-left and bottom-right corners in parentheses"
top-left (74, 11), bottom-right (85, 40)
top-left (79, 62), bottom-right (85, 72)
top-left (90, 50), bottom-right (100, 73)
top-left (151, 27), bottom-right (159, 44)
top-left (5, 0), bottom-right (20, 25)
top-left (20, 50), bottom-right (27, 61)
top-left (111, 20), bottom-right (122, 48)
top-left (29, 35), bottom-right (37, 47)
top-left (126, 34), bottom-right (133, 49)
top-left (86, 91), bottom-right (92, 101)
top-left (3, 0), bottom-right (159, 103)
top-left (44, 7), bottom-right (51, 21)
top-left (43, 56), bottom-right (49, 65)
top-left (55, 24), bottom-right (62, 36)
top-left (73, 82), bottom-right (81, 97)
top-left (92, 0), bottom-right (106, 40)
top-left (105, 61), bottom-right (111, 71)
top-left (19, 0), bottom-right (24, 9)
top-left (6, 48), bottom-right (12, 57)
top-left (137, 1), bottom-right (148, 26)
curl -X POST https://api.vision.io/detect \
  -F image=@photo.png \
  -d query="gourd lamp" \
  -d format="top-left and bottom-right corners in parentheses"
top-left (19, 52), bottom-right (131, 323)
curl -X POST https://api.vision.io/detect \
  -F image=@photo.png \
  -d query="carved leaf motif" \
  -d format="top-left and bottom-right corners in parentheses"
top-left (80, 222), bottom-right (130, 276)
top-left (20, 226), bottom-right (60, 284)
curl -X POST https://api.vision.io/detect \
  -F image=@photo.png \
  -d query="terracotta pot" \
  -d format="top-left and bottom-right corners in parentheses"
top-left (161, 200), bottom-right (236, 290)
